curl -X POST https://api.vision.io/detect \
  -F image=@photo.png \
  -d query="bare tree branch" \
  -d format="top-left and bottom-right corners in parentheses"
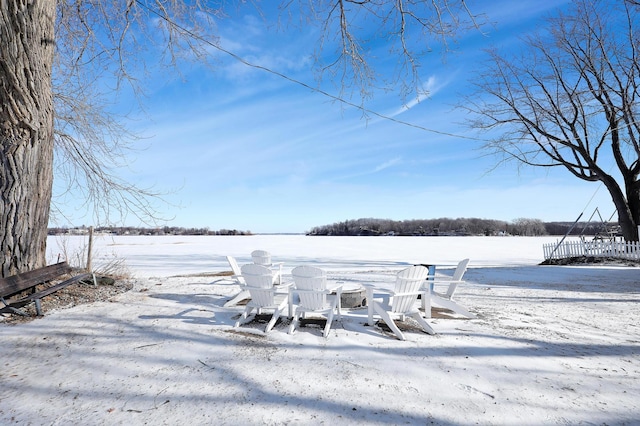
top-left (464, 0), bottom-right (640, 240)
top-left (287, 0), bottom-right (484, 102)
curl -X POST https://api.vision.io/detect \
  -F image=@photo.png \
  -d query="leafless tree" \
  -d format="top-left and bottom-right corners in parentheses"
top-left (1, 0), bottom-right (480, 275)
top-left (464, 0), bottom-right (640, 241)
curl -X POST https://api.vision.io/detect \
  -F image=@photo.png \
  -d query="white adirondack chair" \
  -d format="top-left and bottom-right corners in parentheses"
top-left (222, 256), bottom-right (251, 307)
top-left (367, 265), bottom-right (435, 340)
top-left (211, 256), bottom-right (243, 284)
top-left (288, 266), bottom-right (342, 338)
top-left (234, 264), bottom-right (290, 333)
top-left (251, 250), bottom-right (283, 284)
top-left (425, 258), bottom-right (476, 319)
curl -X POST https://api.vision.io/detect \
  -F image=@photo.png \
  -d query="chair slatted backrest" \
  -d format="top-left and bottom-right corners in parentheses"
top-left (292, 266), bottom-right (328, 310)
top-left (241, 264), bottom-right (275, 306)
top-left (226, 256), bottom-right (246, 285)
top-left (251, 250), bottom-right (273, 267)
top-left (391, 265), bottom-right (429, 314)
top-left (445, 258), bottom-right (470, 298)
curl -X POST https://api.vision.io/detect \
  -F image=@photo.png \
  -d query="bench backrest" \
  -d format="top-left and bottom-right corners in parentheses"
top-left (0, 262), bottom-right (73, 299)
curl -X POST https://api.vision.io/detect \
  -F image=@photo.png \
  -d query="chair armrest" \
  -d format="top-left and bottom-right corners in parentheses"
top-left (327, 283), bottom-right (343, 295)
top-left (365, 286), bottom-right (391, 306)
top-left (431, 278), bottom-right (464, 283)
top-left (291, 288), bottom-right (333, 295)
top-left (275, 281), bottom-right (294, 290)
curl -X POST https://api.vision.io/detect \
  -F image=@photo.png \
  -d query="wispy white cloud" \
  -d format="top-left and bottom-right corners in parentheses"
top-left (386, 72), bottom-right (458, 118)
top-left (373, 156), bottom-right (402, 172)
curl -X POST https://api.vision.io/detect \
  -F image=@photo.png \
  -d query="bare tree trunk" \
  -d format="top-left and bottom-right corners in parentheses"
top-left (0, 1), bottom-right (56, 276)
top-left (599, 173), bottom-right (639, 241)
top-left (622, 183), bottom-right (640, 242)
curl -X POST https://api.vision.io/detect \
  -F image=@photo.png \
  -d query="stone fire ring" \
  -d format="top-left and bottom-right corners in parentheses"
top-left (337, 282), bottom-right (366, 309)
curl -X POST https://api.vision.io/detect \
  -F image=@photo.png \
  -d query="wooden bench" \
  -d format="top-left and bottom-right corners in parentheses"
top-left (0, 261), bottom-right (95, 316)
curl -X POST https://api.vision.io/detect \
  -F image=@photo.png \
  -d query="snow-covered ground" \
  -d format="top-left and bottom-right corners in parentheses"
top-left (2, 235), bottom-right (639, 425)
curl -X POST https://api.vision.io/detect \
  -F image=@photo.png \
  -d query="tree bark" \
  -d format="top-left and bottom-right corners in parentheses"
top-left (0, 1), bottom-right (56, 276)
top-left (598, 172), bottom-right (639, 241)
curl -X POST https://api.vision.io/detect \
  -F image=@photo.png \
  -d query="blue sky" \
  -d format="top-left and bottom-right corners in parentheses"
top-left (55, 0), bottom-right (617, 233)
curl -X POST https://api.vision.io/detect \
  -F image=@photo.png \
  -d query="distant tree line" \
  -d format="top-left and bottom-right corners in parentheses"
top-left (47, 226), bottom-right (252, 236)
top-left (47, 218), bottom-right (620, 237)
top-left (306, 218), bottom-right (619, 237)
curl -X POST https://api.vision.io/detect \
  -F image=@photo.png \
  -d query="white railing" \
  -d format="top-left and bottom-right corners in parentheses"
top-left (543, 239), bottom-right (640, 261)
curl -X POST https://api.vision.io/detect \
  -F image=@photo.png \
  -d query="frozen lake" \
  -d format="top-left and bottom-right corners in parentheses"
top-left (46, 234), bottom-right (564, 278)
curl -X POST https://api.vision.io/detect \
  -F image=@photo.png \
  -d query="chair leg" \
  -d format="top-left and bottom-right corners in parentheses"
top-left (421, 289), bottom-right (432, 319)
top-left (374, 303), bottom-right (405, 341)
top-left (366, 286), bottom-right (375, 326)
top-left (432, 296), bottom-right (476, 319)
top-left (224, 289), bottom-right (250, 307)
top-left (288, 312), bottom-right (300, 335)
top-left (234, 306), bottom-right (254, 327)
top-left (448, 300), bottom-right (476, 318)
top-left (410, 312), bottom-right (436, 335)
top-left (323, 310), bottom-right (335, 338)
top-left (265, 306), bottom-right (284, 332)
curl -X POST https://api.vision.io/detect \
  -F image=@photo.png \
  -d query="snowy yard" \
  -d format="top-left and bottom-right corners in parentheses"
top-left (1, 235), bottom-right (638, 424)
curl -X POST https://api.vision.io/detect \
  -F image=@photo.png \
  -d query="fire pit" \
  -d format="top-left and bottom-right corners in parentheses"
top-left (338, 283), bottom-right (366, 309)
